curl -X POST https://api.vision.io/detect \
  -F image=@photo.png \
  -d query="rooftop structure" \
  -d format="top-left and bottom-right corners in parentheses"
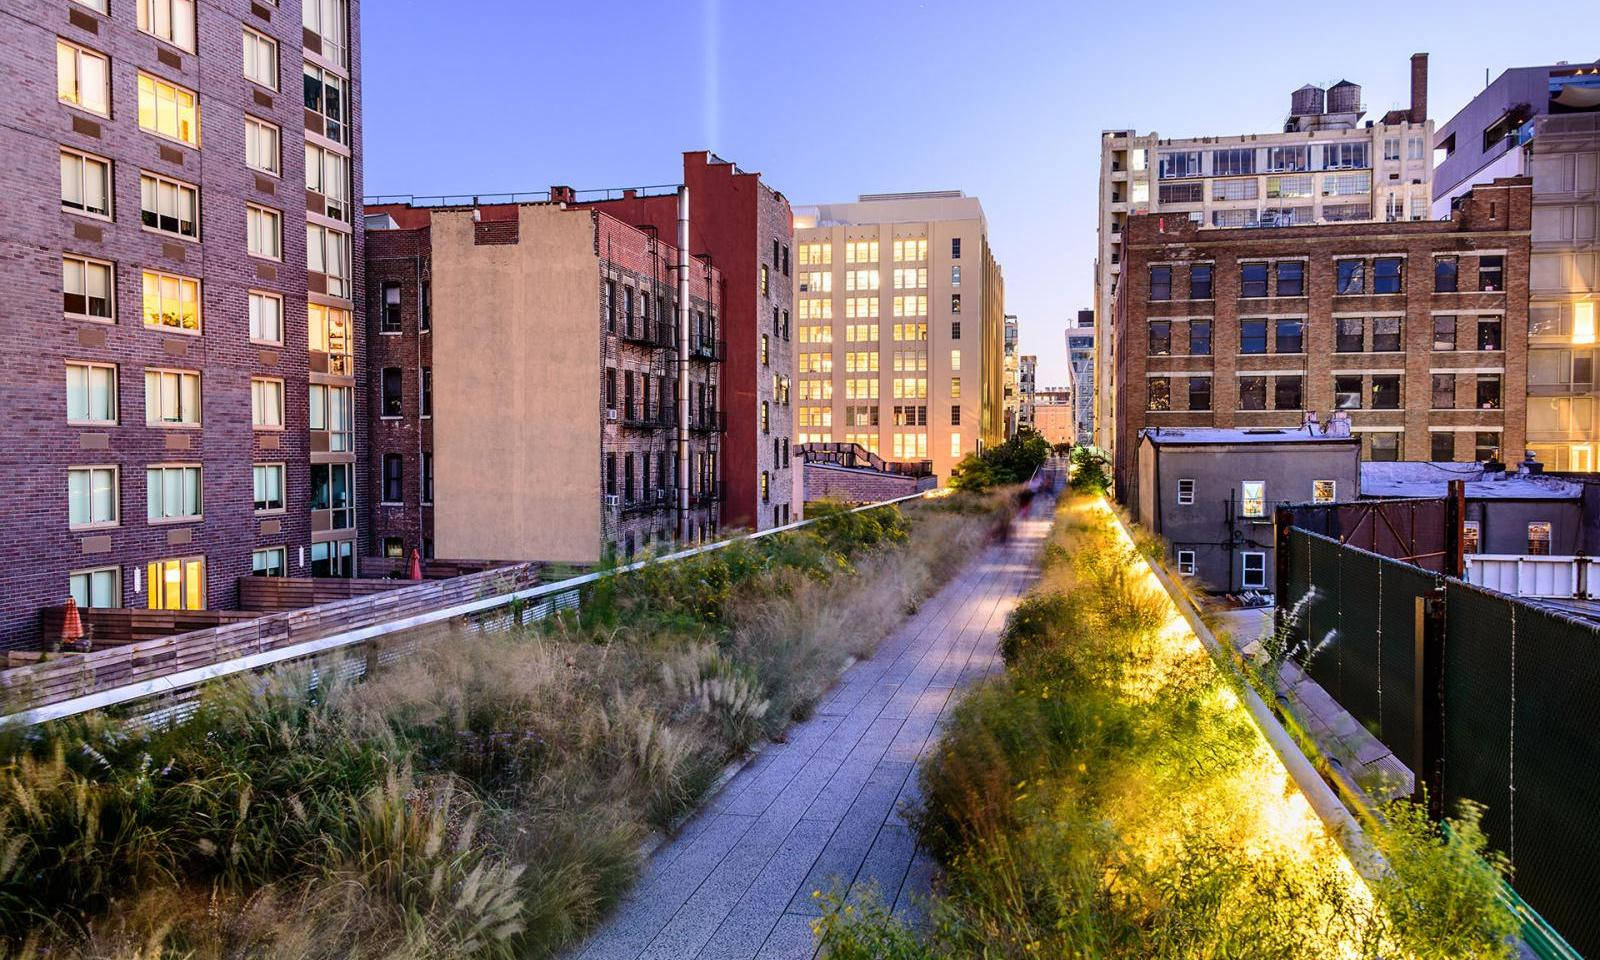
top-left (1359, 460), bottom-right (1582, 499)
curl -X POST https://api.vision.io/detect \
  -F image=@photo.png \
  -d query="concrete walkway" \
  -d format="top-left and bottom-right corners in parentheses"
top-left (572, 493), bottom-right (1056, 960)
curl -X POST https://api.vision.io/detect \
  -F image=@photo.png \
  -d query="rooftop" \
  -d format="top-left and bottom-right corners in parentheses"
top-left (1360, 462), bottom-right (1583, 500)
top-left (1141, 426), bottom-right (1358, 446)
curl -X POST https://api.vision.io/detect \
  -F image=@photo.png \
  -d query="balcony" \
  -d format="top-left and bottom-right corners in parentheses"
top-left (622, 408), bottom-right (675, 430)
top-left (618, 322), bottom-right (672, 349)
top-left (689, 338), bottom-right (726, 362)
top-left (689, 410), bottom-right (726, 433)
top-left (622, 487), bottom-right (676, 515)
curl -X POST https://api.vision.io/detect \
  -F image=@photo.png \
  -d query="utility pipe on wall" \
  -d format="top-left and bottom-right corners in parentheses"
top-left (676, 187), bottom-right (692, 543)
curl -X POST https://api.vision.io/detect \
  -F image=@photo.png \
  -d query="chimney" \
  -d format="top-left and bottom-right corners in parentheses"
top-left (548, 185), bottom-right (576, 204)
top-left (1410, 53), bottom-right (1429, 124)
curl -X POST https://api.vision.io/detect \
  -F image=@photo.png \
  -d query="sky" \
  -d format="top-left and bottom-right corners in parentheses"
top-left (362, 0), bottom-right (1564, 387)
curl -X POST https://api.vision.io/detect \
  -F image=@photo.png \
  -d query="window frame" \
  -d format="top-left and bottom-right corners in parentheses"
top-left (1373, 257), bottom-right (1404, 295)
top-left (1434, 257), bottom-right (1459, 293)
top-left (1176, 478), bottom-right (1195, 505)
top-left (247, 203), bottom-right (284, 261)
top-left (253, 461), bottom-right (285, 514)
top-left (137, 71), bottom-right (200, 147)
top-left (251, 376), bottom-right (285, 431)
top-left (251, 546), bottom-right (288, 578)
top-left (1188, 319), bottom-right (1212, 356)
top-left (241, 26), bottom-right (279, 91)
top-left (1240, 552), bottom-right (1268, 589)
top-left (382, 453), bottom-right (404, 504)
top-left (60, 147), bottom-right (113, 220)
top-left (141, 269), bottom-right (202, 334)
top-left (1240, 481), bottom-right (1266, 518)
top-left (69, 565), bottom-right (122, 609)
top-left (1240, 262), bottom-right (1269, 298)
top-left (138, 170), bottom-right (200, 240)
top-left (136, 0), bottom-right (197, 52)
top-left (66, 360), bottom-right (118, 425)
top-left (1528, 521), bottom-right (1553, 557)
top-left (381, 367), bottom-right (403, 418)
top-left (244, 115), bottom-right (282, 177)
top-left (145, 462), bottom-right (203, 524)
top-left (63, 254), bottom-right (115, 322)
top-left (144, 367), bottom-right (201, 427)
top-left (249, 290), bottom-right (284, 345)
top-left (1313, 480), bottom-right (1337, 504)
top-left (1188, 376), bottom-right (1212, 411)
top-left (1177, 550), bottom-right (1197, 576)
top-left (1189, 264), bottom-right (1213, 300)
top-left (56, 38), bottom-right (111, 117)
top-left (67, 464), bottom-right (119, 530)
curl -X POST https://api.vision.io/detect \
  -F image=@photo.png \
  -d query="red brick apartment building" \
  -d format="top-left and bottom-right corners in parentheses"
top-left (363, 200), bottom-right (723, 564)
top-left (569, 152), bottom-right (797, 531)
top-left (0, 0), bottom-right (363, 650)
top-left (1114, 178), bottom-right (1531, 505)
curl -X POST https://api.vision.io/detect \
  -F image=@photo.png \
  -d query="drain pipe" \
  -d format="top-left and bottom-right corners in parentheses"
top-left (676, 186), bottom-right (692, 543)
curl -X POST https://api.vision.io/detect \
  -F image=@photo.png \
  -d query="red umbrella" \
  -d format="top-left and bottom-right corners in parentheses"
top-left (407, 548), bottom-right (423, 581)
top-left (61, 596), bottom-right (85, 649)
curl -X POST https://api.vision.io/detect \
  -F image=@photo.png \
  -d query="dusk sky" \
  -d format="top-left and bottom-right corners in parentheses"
top-left (363, 0), bottom-right (1562, 386)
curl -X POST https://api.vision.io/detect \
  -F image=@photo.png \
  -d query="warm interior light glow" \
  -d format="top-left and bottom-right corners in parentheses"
top-left (1574, 301), bottom-right (1596, 345)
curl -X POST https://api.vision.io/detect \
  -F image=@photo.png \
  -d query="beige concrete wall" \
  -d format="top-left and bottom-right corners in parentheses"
top-left (432, 206), bottom-right (603, 564)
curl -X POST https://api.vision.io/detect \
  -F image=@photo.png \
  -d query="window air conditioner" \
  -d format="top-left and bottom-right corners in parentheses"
top-left (604, 494), bottom-right (621, 508)
top-left (606, 408), bottom-right (618, 421)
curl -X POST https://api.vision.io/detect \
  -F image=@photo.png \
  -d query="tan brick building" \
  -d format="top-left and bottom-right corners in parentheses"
top-left (1113, 178), bottom-right (1532, 505)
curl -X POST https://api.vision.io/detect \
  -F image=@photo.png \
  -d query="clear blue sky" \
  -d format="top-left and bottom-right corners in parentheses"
top-left (362, 0), bottom-right (1562, 386)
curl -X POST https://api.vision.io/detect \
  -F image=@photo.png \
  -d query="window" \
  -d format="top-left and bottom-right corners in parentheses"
top-left (422, 453), bottom-right (433, 503)
top-left (950, 349), bottom-right (962, 371)
top-left (1188, 377), bottom-right (1211, 411)
top-left (1241, 262), bottom-right (1268, 298)
top-left (1240, 481), bottom-right (1266, 518)
top-left (64, 255), bottom-right (114, 321)
top-left (305, 144), bottom-right (351, 220)
top-left (1275, 319), bottom-right (1304, 354)
top-left (1241, 552), bottom-right (1267, 589)
top-left (253, 463), bottom-right (284, 512)
top-left (761, 471), bottom-right (770, 503)
top-left (310, 540), bottom-right (353, 578)
top-left (1158, 151), bottom-right (1203, 179)
top-left (1276, 261), bottom-right (1305, 297)
top-left (70, 567), bottom-right (120, 609)
top-left (950, 405), bottom-right (962, 426)
top-left (148, 556), bottom-right (205, 609)
top-left (379, 281), bottom-right (403, 332)
top-left (1336, 259), bottom-right (1364, 295)
top-left (244, 116), bottom-right (280, 176)
top-left (382, 367), bottom-right (402, 417)
top-left (1477, 315), bottom-right (1502, 351)
top-left (247, 291), bottom-right (283, 344)
top-left (762, 401), bottom-right (770, 434)
top-left (68, 466), bottom-right (118, 528)
top-left (1321, 142), bottom-right (1369, 169)
top-left (1189, 319), bottom-right (1212, 356)
top-left (383, 454), bottom-right (403, 503)
top-left (1177, 550), bottom-right (1197, 576)
top-left (951, 237), bottom-right (961, 259)
top-left (951, 294), bottom-right (961, 313)
top-left (135, 173), bottom-right (199, 240)
top-left (310, 385), bottom-right (350, 450)
top-left (56, 40), bottom-right (109, 116)
top-left (1275, 375), bottom-right (1303, 410)
top-left (1433, 315), bottom-right (1456, 351)
top-left (1372, 257), bottom-right (1403, 295)
top-left (303, 65), bottom-right (349, 144)
top-left (1149, 266), bottom-right (1172, 301)
top-left (761, 334), bottom-right (770, 366)
top-left (421, 367), bottom-right (432, 417)
top-left (1147, 378), bottom-right (1170, 411)
top-left (142, 270), bottom-right (200, 332)
top-left (247, 205), bottom-right (282, 260)
top-left (1476, 374), bottom-right (1502, 410)
top-left (1148, 321), bottom-right (1171, 356)
top-left (1212, 148), bottom-right (1255, 176)
top-left (1478, 256), bottom-right (1504, 292)
top-left (1528, 522), bottom-right (1552, 556)
top-left (309, 304), bottom-right (353, 374)
top-left (1475, 433), bottom-right (1500, 463)
top-left (1371, 374), bottom-right (1401, 410)
top-left (1313, 480), bottom-right (1336, 504)
top-left (310, 463), bottom-right (354, 530)
top-left (252, 547), bottom-right (286, 578)
top-left (1177, 478), bottom-right (1195, 505)
top-left (1336, 317), bottom-right (1364, 352)
top-left (951, 321), bottom-right (961, 340)
top-left (1212, 177), bottom-right (1258, 201)
top-left (1369, 432), bottom-right (1401, 462)
top-left (137, 0), bottom-right (195, 50)
top-left (1267, 145), bottom-right (1311, 172)
top-left (1334, 375), bottom-right (1363, 409)
top-left (307, 224), bottom-right (352, 297)
top-left (1432, 373), bottom-right (1456, 410)
top-left (760, 264), bottom-right (770, 296)
top-left (1435, 257), bottom-right (1459, 292)
top-left (1267, 174), bottom-right (1314, 198)
top-left (1383, 137), bottom-right (1401, 161)
top-left (1372, 316), bottom-right (1401, 352)
top-left (137, 73), bottom-right (198, 146)
top-left (1238, 376), bottom-right (1267, 410)
top-left (145, 368), bottom-right (200, 426)
top-left (1239, 320), bottom-right (1267, 354)
top-left (421, 282), bottom-right (432, 330)
top-left (242, 28), bottom-right (278, 89)
top-left (249, 378), bottom-right (283, 429)
top-left (1431, 431), bottom-right (1456, 461)
top-left (951, 266), bottom-right (961, 286)
top-left (1459, 519), bottom-right (1482, 554)
top-left (146, 464), bottom-right (201, 521)
top-left (844, 269), bottom-right (879, 291)
top-left (949, 377), bottom-right (961, 399)
top-left (304, 0), bottom-right (350, 65)
top-left (892, 268), bottom-right (928, 289)
top-left (60, 149), bottom-right (112, 218)
top-left (66, 362), bottom-right (117, 424)
top-left (1159, 181), bottom-right (1205, 204)
top-left (1190, 264), bottom-right (1213, 299)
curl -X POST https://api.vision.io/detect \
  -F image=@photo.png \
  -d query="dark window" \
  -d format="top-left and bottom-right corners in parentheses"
top-left (951, 405), bottom-right (961, 425)
top-left (1334, 375), bottom-right (1363, 409)
top-left (772, 239), bottom-right (779, 267)
top-left (951, 294), bottom-right (961, 313)
top-left (1190, 264), bottom-right (1213, 299)
top-left (1371, 374), bottom-right (1401, 409)
top-left (951, 321), bottom-right (961, 340)
top-left (1435, 257), bottom-right (1459, 292)
top-left (1275, 261), bottom-right (1305, 297)
top-left (381, 281), bottom-right (401, 332)
top-left (623, 287), bottom-right (636, 336)
top-left (782, 244), bottom-right (790, 276)
top-left (951, 237), bottom-right (961, 259)
top-left (604, 280), bottom-right (616, 332)
top-left (420, 280), bottom-right (431, 331)
top-left (381, 367), bottom-right (402, 416)
top-left (1148, 321), bottom-right (1171, 356)
top-left (1476, 374), bottom-right (1502, 409)
top-left (1477, 315), bottom-right (1502, 351)
top-left (1238, 376), bottom-right (1267, 410)
top-left (420, 367), bottom-right (432, 416)
top-left (1147, 377), bottom-right (1170, 411)
top-left (1188, 376), bottom-right (1212, 411)
top-left (1475, 432), bottom-right (1500, 462)
top-left (605, 367), bottom-right (616, 410)
top-left (1432, 373), bottom-right (1456, 409)
top-left (1370, 433), bottom-right (1400, 462)
top-left (382, 453), bottom-right (403, 502)
top-left (1336, 259), bottom-right (1364, 294)
top-left (1189, 320), bottom-right (1212, 356)
top-left (1274, 375), bottom-right (1303, 410)
top-left (1478, 255), bottom-right (1504, 291)
top-left (605, 452), bottom-right (616, 496)
top-left (1240, 319), bottom-right (1267, 354)
top-left (623, 371), bottom-right (635, 419)
top-left (422, 452), bottom-right (432, 502)
top-left (624, 452), bottom-right (635, 502)
top-left (1241, 262), bottom-right (1269, 298)
top-left (1372, 316), bottom-right (1401, 352)
top-left (1374, 257), bottom-right (1403, 294)
top-left (1149, 266), bottom-right (1172, 301)
top-left (1336, 317), bottom-right (1364, 353)
top-left (1432, 432), bottom-right (1456, 462)
top-left (1275, 319), bottom-right (1304, 354)
top-left (1433, 315), bottom-right (1456, 351)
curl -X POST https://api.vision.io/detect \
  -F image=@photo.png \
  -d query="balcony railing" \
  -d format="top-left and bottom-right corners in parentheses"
top-left (622, 408), bottom-right (675, 430)
top-left (689, 338), bottom-right (726, 362)
top-left (617, 322), bottom-right (672, 349)
top-left (688, 410), bottom-right (726, 433)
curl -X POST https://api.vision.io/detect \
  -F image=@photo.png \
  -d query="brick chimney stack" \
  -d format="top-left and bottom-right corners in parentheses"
top-left (1410, 52), bottom-right (1429, 124)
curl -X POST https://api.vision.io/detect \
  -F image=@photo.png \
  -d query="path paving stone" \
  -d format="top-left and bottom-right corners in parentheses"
top-left (572, 492), bottom-right (1056, 960)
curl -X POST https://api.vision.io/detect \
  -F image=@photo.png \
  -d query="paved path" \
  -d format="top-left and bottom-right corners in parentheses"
top-left (573, 492), bottom-right (1056, 960)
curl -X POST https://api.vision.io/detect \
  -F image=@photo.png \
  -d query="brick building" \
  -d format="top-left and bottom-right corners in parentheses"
top-left (569, 152), bottom-right (796, 531)
top-left (0, 0), bottom-right (363, 649)
top-left (1113, 178), bottom-right (1532, 506)
top-left (363, 200), bottom-right (722, 564)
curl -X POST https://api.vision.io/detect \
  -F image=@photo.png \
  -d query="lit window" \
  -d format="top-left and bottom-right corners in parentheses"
top-left (247, 204), bottom-right (283, 260)
top-left (147, 556), bottom-right (204, 610)
top-left (1575, 302), bottom-right (1596, 346)
top-left (245, 117), bottom-right (281, 175)
top-left (251, 377), bottom-right (284, 429)
top-left (141, 270), bottom-right (201, 332)
top-left (1313, 480), bottom-right (1336, 503)
top-left (1528, 521), bottom-right (1552, 556)
top-left (950, 349), bottom-right (961, 371)
top-left (60, 149), bottom-right (112, 218)
top-left (249, 291), bottom-right (283, 344)
top-left (144, 368), bottom-right (200, 426)
top-left (56, 40), bottom-right (110, 116)
top-left (137, 0), bottom-right (196, 51)
top-left (146, 464), bottom-right (202, 521)
top-left (1463, 521), bottom-right (1481, 554)
top-left (64, 255), bottom-right (114, 321)
top-left (1240, 481), bottom-right (1265, 518)
top-left (242, 28), bottom-right (278, 89)
top-left (139, 172), bottom-right (199, 239)
top-left (69, 566), bottom-right (120, 608)
top-left (308, 304), bottom-right (353, 374)
top-left (950, 432), bottom-right (961, 457)
top-left (253, 463), bottom-right (284, 512)
top-left (66, 362), bottom-right (117, 424)
top-left (68, 465), bottom-right (118, 528)
top-left (137, 72), bottom-right (199, 146)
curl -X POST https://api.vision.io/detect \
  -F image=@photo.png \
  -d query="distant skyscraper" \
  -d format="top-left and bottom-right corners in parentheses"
top-left (1068, 309), bottom-right (1096, 445)
top-left (1003, 314), bottom-right (1020, 436)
